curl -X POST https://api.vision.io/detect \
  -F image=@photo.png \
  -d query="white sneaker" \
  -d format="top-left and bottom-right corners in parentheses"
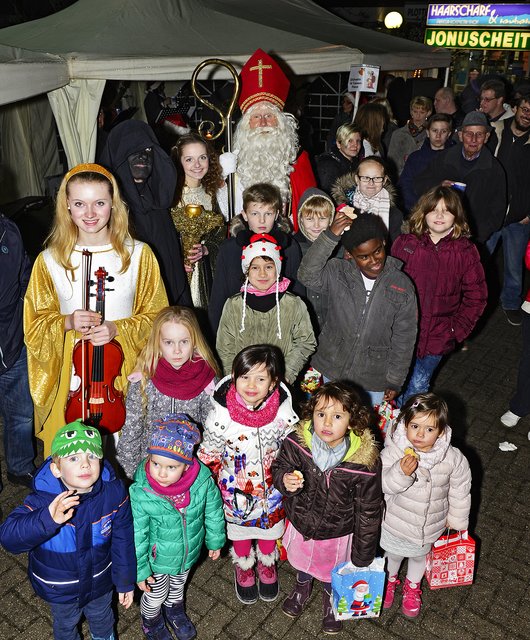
top-left (500, 410), bottom-right (521, 427)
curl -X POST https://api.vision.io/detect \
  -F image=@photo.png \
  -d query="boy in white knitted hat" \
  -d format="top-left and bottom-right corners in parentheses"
top-left (216, 233), bottom-right (316, 384)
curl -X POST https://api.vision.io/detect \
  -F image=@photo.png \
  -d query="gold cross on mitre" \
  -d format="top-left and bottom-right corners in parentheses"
top-left (249, 58), bottom-right (272, 88)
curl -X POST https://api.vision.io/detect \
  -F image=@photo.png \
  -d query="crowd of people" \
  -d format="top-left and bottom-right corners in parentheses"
top-left (0, 49), bottom-right (528, 640)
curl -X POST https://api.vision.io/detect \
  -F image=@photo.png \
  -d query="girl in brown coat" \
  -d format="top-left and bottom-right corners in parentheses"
top-left (272, 382), bottom-right (382, 634)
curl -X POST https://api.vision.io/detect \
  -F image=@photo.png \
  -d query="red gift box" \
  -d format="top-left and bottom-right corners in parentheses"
top-left (425, 530), bottom-right (475, 589)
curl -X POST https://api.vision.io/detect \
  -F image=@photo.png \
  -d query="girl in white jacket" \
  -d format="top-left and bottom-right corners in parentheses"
top-left (380, 393), bottom-right (471, 618)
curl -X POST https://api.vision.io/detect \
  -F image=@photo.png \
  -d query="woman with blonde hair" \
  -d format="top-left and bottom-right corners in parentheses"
top-left (117, 306), bottom-right (220, 479)
top-left (388, 96), bottom-right (433, 176)
top-left (24, 163), bottom-right (168, 455)
top-left (316, 123), bottom-right (364, 194)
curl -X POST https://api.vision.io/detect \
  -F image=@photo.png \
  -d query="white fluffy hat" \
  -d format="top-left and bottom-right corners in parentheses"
top-left (240, 233), bottom-right (283, 275)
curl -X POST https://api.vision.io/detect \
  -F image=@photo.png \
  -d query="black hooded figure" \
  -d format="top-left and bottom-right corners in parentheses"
top-left (99, 120), bottom-right (191, 306)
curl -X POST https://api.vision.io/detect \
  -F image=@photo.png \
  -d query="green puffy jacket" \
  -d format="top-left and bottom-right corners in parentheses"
top-left (130, 460), bottom-right (226, 581)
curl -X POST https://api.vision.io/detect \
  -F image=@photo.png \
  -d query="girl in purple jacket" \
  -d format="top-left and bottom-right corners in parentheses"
top-left (392, 186), bottom-right (487, 403)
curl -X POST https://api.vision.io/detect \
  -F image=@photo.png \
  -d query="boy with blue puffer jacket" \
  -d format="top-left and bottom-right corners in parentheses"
top-left (0, 419), bottom-right (135, 640)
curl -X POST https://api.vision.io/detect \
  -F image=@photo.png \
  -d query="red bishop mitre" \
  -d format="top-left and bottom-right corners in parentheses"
top-left (239, 48), bottom-right (290, 114)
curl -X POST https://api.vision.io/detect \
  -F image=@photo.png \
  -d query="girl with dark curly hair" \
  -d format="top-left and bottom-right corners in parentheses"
top-left (272, 381), bottom-right (382, 634)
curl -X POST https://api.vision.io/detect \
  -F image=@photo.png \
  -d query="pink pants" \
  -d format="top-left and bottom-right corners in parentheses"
top-left (232, 539), bottom-right (276, 557)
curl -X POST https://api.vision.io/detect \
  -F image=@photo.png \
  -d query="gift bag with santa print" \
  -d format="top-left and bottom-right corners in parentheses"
top-left (425, 530), bottom-right (475, 589)
top-left (331, 557), bottom-right (386, 620)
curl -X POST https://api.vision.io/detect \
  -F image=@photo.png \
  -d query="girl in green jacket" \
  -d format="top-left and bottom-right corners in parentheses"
top-left (216, 233), bottom-right (316, 384)
top-left (130, 414), bottom-right (226, 640)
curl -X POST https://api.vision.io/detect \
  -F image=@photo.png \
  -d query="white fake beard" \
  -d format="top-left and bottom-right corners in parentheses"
top-left (234, 111), bottom-right (299, 204)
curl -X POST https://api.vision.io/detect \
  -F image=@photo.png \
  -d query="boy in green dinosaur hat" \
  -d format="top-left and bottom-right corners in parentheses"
top-left (0, 419), bottom-right (136, 640)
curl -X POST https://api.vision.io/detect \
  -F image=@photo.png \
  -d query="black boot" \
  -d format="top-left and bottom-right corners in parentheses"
top-left (141, 613), bottom-right (172, 640)
top-left (163, 602), bottom-right (196, 640)
top-left (282, 577), bottom-right (313, 617)
top-left (322, 588), bottom-right (342, 635)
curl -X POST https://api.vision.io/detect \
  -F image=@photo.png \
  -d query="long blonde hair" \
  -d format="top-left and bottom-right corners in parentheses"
top-left (135, 306), bottom-right (220, 385)
top-left (46, 168), bottom-right (133, 278)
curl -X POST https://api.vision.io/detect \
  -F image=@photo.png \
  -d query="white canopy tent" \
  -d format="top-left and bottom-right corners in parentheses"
top-left (0, 0), bottom-right (449, 197)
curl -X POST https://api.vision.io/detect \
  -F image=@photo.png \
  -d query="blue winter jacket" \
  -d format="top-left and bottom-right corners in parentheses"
top-left (0, 459), bottom-right (136, 606)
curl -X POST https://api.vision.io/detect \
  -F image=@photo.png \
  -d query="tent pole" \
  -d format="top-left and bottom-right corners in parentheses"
top-left (352, 91), bottom-right (361, 121)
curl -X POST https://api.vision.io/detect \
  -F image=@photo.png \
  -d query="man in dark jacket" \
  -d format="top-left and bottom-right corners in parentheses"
top-left (100, 120), bottom-right (191, 306)
top-left (0, 214), bottom-right (35, 491)
top-left (298, 213), bottom-right (417, 404)
top-left (488, 95), bottom-right (530, 326)
top-left (415, 111), bottom-right (507, 247)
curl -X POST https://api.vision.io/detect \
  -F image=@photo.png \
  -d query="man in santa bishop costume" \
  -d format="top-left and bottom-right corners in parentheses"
top-left (221, 48), bottom-right (316, 230)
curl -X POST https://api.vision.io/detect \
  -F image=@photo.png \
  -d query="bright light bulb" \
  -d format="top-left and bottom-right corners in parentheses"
top-left (384, 11), bottom-right (403, 29)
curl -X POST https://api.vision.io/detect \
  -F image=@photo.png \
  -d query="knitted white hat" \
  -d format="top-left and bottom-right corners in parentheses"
top-left (241, 233), bottom-right (283, 275)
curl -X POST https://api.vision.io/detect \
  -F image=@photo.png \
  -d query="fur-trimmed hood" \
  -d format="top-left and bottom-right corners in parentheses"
top-left (331, 173), bottom-right (397, 207)
top-left (293, 419), bottom-right (380, 471)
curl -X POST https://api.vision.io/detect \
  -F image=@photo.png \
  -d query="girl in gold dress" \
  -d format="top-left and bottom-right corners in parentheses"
top-left (24, 164), bottom-right (168, 455)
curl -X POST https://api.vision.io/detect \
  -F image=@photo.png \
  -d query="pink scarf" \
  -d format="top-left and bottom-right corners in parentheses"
top-left (145, 458), bottom-right (200, 509)
top-left (240, 276), bottom-right (290, 297)
top-left (152, 357), bottom-right (215, 400)
top-left (225, 383), bottom-right (280, 427)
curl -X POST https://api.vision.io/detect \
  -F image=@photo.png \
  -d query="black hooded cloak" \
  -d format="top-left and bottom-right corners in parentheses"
top-left (99, 120), bottom-right (191, 306)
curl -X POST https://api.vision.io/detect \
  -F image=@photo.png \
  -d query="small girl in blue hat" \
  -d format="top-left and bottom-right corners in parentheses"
top-left (130, 414), bottom-right (226, 640)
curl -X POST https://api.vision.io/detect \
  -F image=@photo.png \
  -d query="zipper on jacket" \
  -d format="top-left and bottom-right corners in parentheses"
top-left (180, 509), bottom-right (189, 573)
top-left (256, 427), bottom-right (269, 527)
top-left (352, 277), bottom-right (379, 353)
top-left (309, 467), bottom-right (335, 539)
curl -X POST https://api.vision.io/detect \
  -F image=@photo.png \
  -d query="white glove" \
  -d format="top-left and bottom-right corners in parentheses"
top-left (219, 151), bottom-right (238, 178)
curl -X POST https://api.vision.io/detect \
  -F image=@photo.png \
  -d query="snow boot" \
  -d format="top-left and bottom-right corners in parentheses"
top-left (163, 601), bottom-right (196, 640)
top-left (256, 547), bottom-right (279, 602)
top-left (230, 546), bottom-right (258, 604)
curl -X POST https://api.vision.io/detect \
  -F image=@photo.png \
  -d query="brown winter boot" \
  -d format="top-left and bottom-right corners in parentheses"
top-left (282, 577), bottom-right (313, 617)
top-left (322, 588), bottom-right (342, 634)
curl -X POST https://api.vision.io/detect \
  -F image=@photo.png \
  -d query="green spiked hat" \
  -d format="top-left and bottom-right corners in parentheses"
top-left (51, 419), bottom-right (103, 459)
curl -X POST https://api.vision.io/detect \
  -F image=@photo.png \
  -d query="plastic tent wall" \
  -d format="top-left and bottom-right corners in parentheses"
top-left (0, 0), bottom-right (449, 173)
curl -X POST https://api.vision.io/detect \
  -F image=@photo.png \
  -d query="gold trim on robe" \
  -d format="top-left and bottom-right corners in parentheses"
top-left (24, 243), bottom-right (168, 456)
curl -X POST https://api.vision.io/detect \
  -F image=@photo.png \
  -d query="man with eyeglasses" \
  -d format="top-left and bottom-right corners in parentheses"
top-left (479, 79), bottom-right (514, 124)
top-left (415, 111), bottom-right (506, 247)
top-left (487, 95), bottom-right (530, 326)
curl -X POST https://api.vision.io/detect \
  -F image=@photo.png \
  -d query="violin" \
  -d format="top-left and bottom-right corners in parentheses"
top-left (65, 251), bottom-right (126, 434)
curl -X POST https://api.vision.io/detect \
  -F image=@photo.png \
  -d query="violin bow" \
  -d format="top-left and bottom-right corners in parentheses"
top-left (80, 249), bottom-right (93, 423)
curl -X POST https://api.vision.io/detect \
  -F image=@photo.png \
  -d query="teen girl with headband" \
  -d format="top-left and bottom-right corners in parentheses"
top-left (24, 163), bottom-right (168, 455)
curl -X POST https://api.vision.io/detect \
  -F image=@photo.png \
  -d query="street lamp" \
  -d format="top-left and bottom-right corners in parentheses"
top-left (384, 11), bottom-right (403, 29)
